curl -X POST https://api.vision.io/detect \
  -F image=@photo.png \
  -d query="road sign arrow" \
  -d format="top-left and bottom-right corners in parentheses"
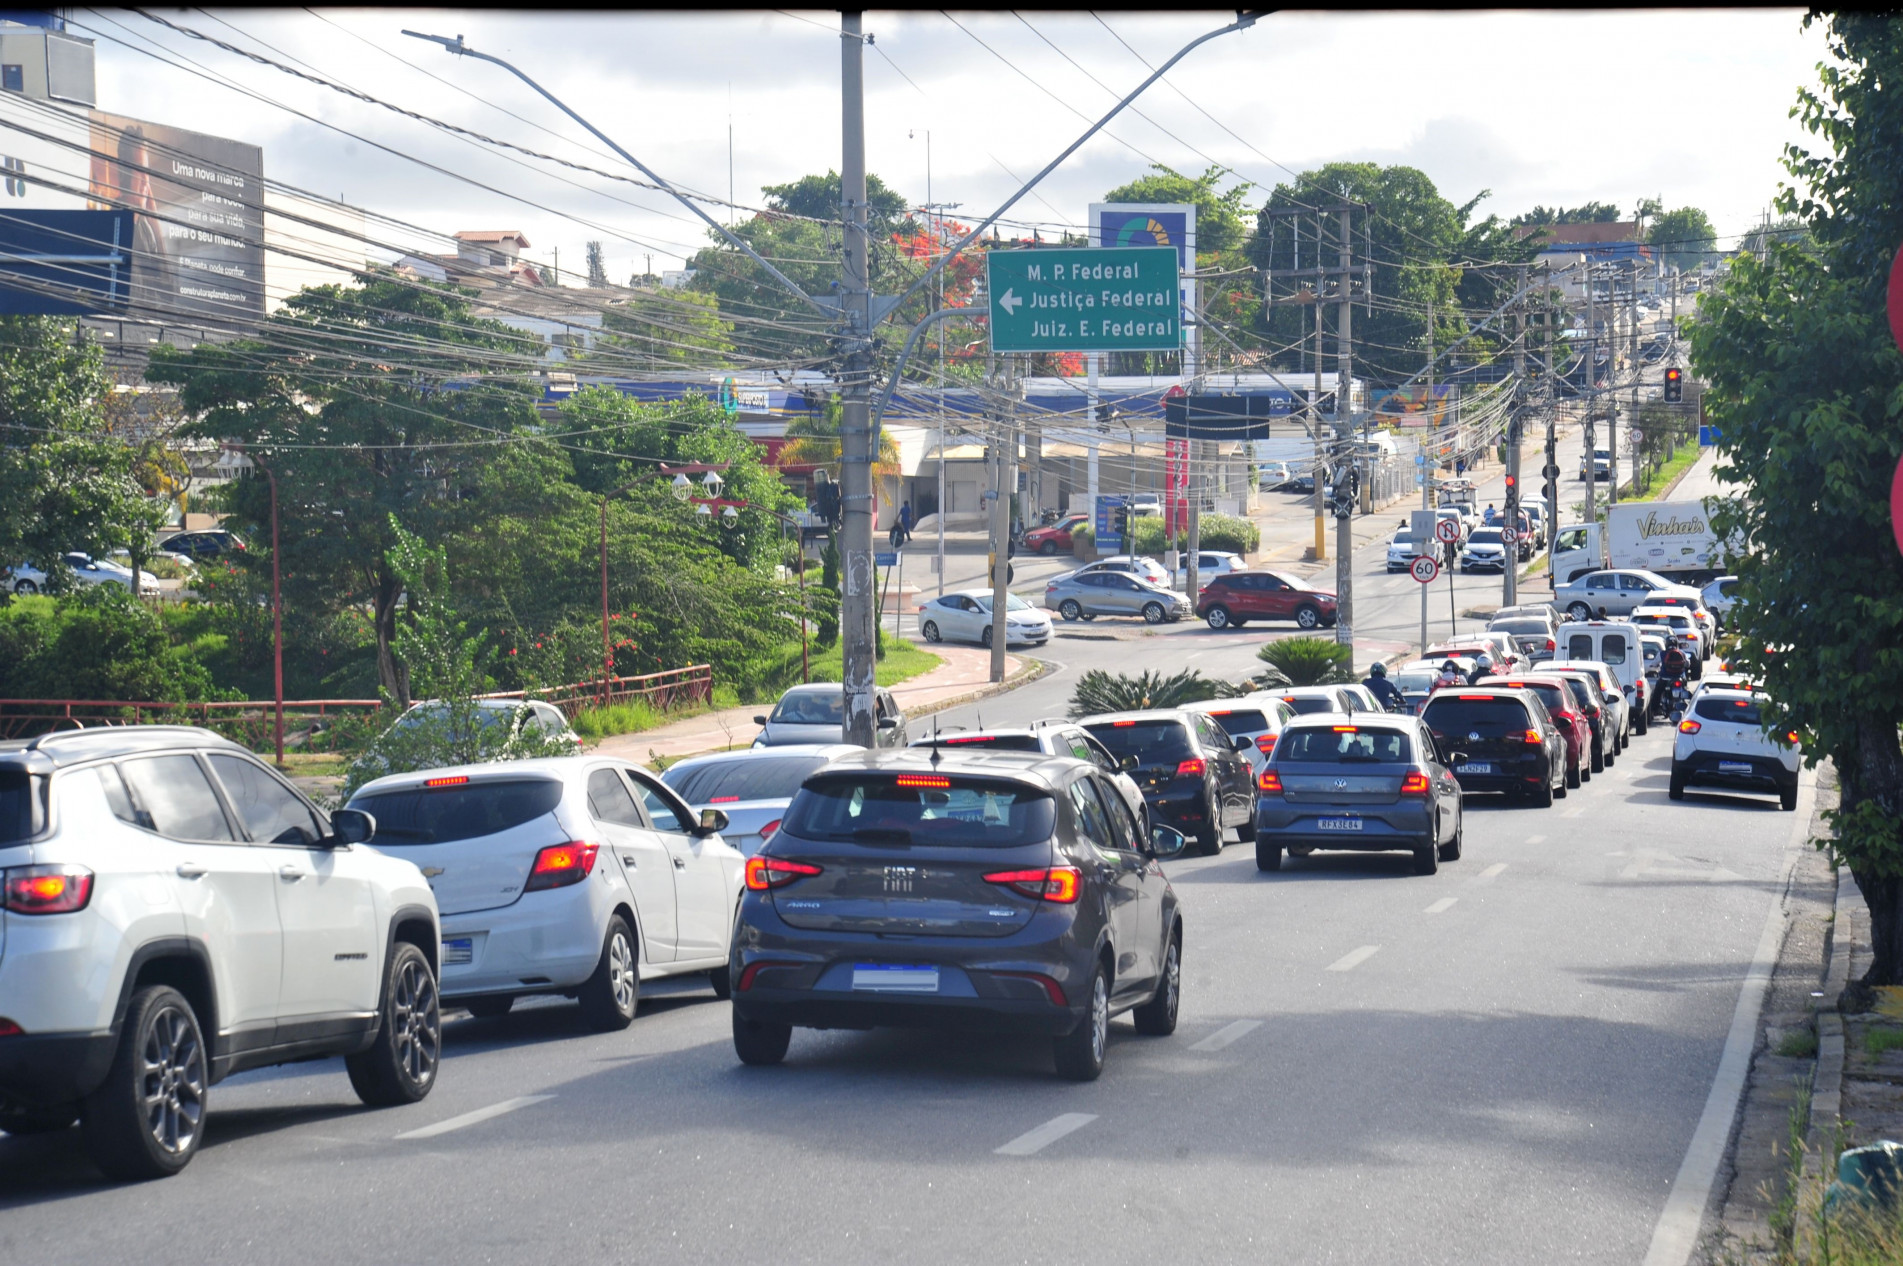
top-left (998, 288), bottom-right (1022, 315)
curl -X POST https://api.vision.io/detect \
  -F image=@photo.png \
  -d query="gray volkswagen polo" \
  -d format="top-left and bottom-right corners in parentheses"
top-left (727, 748), bottom-right (1189, 1081)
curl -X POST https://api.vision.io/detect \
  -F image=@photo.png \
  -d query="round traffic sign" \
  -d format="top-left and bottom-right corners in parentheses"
top-left (1409, 555), bottom-right (1440, 584)
top-left (1434, 518), bottom-right (1462, 544)
top-left (1542, 463), bottom-right (1561, 479)
top-left (1500, 526), bottom-right (1519, 543)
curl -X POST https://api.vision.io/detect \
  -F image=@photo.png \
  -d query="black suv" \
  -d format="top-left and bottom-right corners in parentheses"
top-left (159, 530), bottom-right (243, 561)
top-left (1082, 710), bottom-right (1256, 855)
top-left (1420, 687), bottom-right (1568, 807)
top-left (728, 749), bottom-right (1189, 1081)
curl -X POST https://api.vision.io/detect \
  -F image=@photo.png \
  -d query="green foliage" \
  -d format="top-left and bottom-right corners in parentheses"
top-left (0, 588), bottom-right (227, 702)
top-left (1646, 206), bottom-right (1718, 272)
top-left (1510, 201), bottom-right (1621, 226)
top-left (1101, 164), bottom-right (1253, 253)
top-left (1067, 668), bottom-right (1242, 718)
top-left (1255, 636), bottom-right (1356, 686)
top-left (569, 699), bottom-right (667, 742)
top-left (1127, 513), bottom-right (1259, 556)
top-left (586, 287), bottom-right (734, 368)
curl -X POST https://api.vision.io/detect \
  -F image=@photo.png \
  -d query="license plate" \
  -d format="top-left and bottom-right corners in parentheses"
top-left (1316, 817), bottom-right (1363, 832)
top-left (1456, 762), bottom-right (1493, 775)
top-left (443, 936), bottom-right (473, 966)
top-left (852, 964), bottom-right (939, 993)
top-left (1718, 761), bottom-right (1752, 774)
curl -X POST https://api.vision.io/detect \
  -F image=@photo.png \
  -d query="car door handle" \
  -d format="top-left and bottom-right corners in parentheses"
top-left (621, 854), bottom-right (638, 869)
top-left (175, 862), bottom-right (207, 879)
top-left (673, 856), bottom-right (686, 870)
top-left (279, 865), bottom-right (306, 881)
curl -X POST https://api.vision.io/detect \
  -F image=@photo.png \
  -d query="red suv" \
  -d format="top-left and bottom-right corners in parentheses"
top-left (1195, 570), bottom-right (1339, 630)
top-left (1024, 515), bottom-right (1089, 556)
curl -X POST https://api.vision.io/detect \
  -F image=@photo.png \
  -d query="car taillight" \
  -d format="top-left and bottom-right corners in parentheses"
top-left (759, 819), bottom-right (782, 842)
top-left (1523, 729), bottom-right (1543, 745)
top-left (746, 856), bottom-right (822, 890)
top-left (1256, 734), bottom-right (1278, 752)
top-left (1678, 720), bottom-right (1701, 734)
top-left (2, 864), bottom-right (94, 915)
top-left (1545, 638), bottom-right (1556, 651)
top-left (1400, 771), bottom-right (1432, 797)
top-left (983, 866), bottom-right (1081, 903)
top-left (736, 960), bottom-right (799, 991)
top-left (1175, 758), bottom-right (1207, 778)
top-left (524, 842), bottom-right (599, 892)
top-left (1258, 769), bottom-right (1284, 794)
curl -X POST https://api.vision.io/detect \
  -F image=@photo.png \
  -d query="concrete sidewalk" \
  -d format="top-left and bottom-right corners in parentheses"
top-left (591, 642), bottom-right (1028, 765)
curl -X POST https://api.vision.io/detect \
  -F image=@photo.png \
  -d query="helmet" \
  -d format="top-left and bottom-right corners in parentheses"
top-left (1369, 662), bottom-right (1387, 677)
top-left (1475, 653), bottom-right (1493, 667)
top-left (1442, 660), bottom-right (1460, 672)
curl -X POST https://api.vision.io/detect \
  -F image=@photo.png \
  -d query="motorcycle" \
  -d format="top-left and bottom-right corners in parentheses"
top-left (1667, 681), bottom-right (1691, 726)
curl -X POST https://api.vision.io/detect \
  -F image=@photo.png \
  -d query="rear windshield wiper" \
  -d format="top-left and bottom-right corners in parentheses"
top-left (371, 826), bottom-right (436, 841)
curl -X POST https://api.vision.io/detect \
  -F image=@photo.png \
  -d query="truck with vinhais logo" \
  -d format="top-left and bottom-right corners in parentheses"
top-left (1547, 500), bottom-right (1731, 585)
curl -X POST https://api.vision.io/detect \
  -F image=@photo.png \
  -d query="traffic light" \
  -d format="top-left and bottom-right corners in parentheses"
top-left (1663, 366), bottom-right (1683, 403)
top-left (814, 476), bottom-right (842, 529)
top-left (1503, 473), bottom-right (1517, 493)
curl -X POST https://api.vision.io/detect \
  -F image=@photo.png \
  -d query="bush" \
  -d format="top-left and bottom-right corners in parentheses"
top-left (1068, 668), bottom-right (1244, 718)
top-left (1122, 512), bottom-right (1258, 557)
top-left (0, 588), bottom-right (228, 702)
top-left (1070, 522), bottom-right (1094, 548)
top-left (1255, 636), bottom-right (1355, 686)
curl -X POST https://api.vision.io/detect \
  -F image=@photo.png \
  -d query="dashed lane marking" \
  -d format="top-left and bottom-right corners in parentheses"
top-left (1473, 863), bottom-right (1508, 884)
top-left (1424, 897), bottom-right (1458, 915)
top-left (394, 1094), bottom-right (555, 1141)
top-left (1326, 945), bottom-right (1381, 972)
top-left (1525, 834), bottom-right (1546, 844)
top-left (1191, 1019), bottom-right (1262, 1052)
top-left (995, 1112), bottom-right (1098, 1156)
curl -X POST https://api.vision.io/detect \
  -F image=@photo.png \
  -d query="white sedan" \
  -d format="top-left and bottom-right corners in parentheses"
top-left (6, 552), bottom-right (160, 595)
top-left (1172, 551), bottom-right (1248, 588)
top-left (917, 588), bottom-right (1052, 648)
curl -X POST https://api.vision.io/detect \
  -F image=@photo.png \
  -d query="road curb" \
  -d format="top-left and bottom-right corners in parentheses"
top-left (910, 654), bottom-right (1051, 719)
top-left (1801, 859), bottom-right (1858, 1216)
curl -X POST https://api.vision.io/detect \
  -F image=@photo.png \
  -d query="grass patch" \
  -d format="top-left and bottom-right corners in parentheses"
top-left (1779, 1028), bottom-right (1821, 1058)
top-left (1769, 1074), bottom-right (1815, 1245)
top-left (1625, 441), bottom-right (1704, 501)
top-left (273, 750), bottom-right (349, 778)
top-left (1862, 1025), bottom-right (1903, 1058)
top-left (763, 638), bottom-right (942, 694)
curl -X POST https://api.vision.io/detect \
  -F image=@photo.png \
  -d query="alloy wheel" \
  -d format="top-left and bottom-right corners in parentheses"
top-left (392, 956), bottom-right (441, 1089)
top-left (608, 930), bottom-right (636, 1014)
top-left (1088, 972), bottom-right (1109, 1064)
top-left (139, 1004), bottom-right (206, 1157)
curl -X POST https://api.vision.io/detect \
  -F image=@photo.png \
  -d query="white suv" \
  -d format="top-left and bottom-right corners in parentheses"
top-left (0, 727), bottom-right (441, 1180)
top-left (346, 757), bottom-right (746, 1026)
top-left (1670, 689), bottom-right (1801, 811)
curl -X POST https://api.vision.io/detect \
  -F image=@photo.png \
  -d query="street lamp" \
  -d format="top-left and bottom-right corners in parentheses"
top-left (598, 463), bottom-right (728, 704)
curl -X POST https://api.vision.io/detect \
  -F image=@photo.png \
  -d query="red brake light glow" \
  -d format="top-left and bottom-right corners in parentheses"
top-left (424, 775), bottom-right (469, 788)
top-left (1545, 638), bottom-right (1556, 651)
top-left (1458, 694), bottom-right (1493, 701)
top-left (746, 856), bottom-right (822, 890)
top-left (1256, 734), bottom-right (1278, 752)
top-left (983, 866), bottom-right (1082, 903)
top-left (1787, 731), bottom-right (1800, 744)
top-left (1175, 758), bottom-right (1207, 778)
top-left (943, 735), bottom-right (990, 745)
top-left (894, 775), bottom-right (951, 788)
top-left (709, 795), bottom-right (740, 803)
top-left (524, 842), bottom-right (599, 891)
top-left (1678, 720), bottom-right (1702, 734)
top-left (1112, 720), bottom-right (1137, 727)
top-left (1257, 769), bottom-right (1284, 794)
top-left (1400, 771), bottom-right (1432, 797)
top-left (1523, 729), bottom-right (1543, 745)
top-left (3, 865), bottom-right (94, 915)
top-left (0, 1017), bottom-right (20, 1037)
top-left (1331, 725), bottom-right (1357, 733)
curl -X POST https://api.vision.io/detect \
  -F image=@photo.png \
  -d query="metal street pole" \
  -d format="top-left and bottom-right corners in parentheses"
top-left (1334, 207), bottom-right (1354, 653)
top-left (1584, 264), bottom-right (1597, 526)
top-left (227, 443), bottom-right (284, 767)
top-left (837, 11), bottom-right (877, 747)
top-left (1543, 285), bottom-right (1559, 589)
top-left (1504, 299), bottom-right (1524, 607)
top-left (1312, 297), bottom-right (1326, 561)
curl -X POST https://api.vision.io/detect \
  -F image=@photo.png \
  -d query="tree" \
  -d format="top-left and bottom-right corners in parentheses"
top-left (585, 240), bottom-right (609, 288)
top-left (1067, 668), bottom-right (1241, 717)
top-left (1647, 206), bottom-right (1717, 273)
top-left (1511, 201), bottom-right (1622, 227)
top-left (1255, 636), bottom-right (1355, 686)
top-left (1685, 14), bottom-right (1903, 986)
top-left (1101, 164), bottom-right (1254, 253)
top-left (584, 288), bottom-right (733, 370)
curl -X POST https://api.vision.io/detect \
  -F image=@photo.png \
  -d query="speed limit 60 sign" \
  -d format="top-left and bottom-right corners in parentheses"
top-left (1409, 555), bottom-right (1441, 584)
top-left (1433, 518), bottom-right (1462, 544)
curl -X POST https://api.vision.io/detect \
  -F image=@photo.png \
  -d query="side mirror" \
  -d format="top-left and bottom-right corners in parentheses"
top-left (753, 715), bottom-right (769, 726)
top-left (695, 807), bottom-right (731, 835)
top-left (1120, 752), bottom-right (1139, 772)
top-left (1234, 734), bottom-right (1254, 752)
top-left (877, 716), bottom-right (899, 731)
top-left (1447, 751), bottom-right (1469, 766)
top-left (331, 808), bottom-right (376, 846)
top-left (1148, 825), bottom-right (1189, 860)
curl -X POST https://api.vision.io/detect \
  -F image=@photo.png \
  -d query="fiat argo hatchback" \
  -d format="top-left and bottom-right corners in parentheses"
top-left (728, 749), bottom-right (1189, 1081)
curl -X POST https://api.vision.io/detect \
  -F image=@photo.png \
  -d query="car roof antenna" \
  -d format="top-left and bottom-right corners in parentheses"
top-left (929, 715), bottom-right (942, 766)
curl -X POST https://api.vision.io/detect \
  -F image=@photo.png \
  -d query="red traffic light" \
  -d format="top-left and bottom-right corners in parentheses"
top-left (1665, 367), bottom-right (1682, 383)
top-left (1503, 474), bottom-right (1516, 488)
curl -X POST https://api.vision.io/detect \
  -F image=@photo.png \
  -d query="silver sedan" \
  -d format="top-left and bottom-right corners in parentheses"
top-left (1044, 569), bottom-right (1193, 624)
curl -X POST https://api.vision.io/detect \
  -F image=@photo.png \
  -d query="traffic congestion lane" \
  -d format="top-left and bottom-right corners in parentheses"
top-left (0, 724), bottom-right (1805, 1265)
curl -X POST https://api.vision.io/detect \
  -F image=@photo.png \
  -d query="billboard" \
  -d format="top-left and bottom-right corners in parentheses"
top-left (1369, 384), bottom-right (1455, 429)
top-left (1089, 202), bottom-right (1196, 372)
top-left (88, 110), bottom-right (263, 324)
top-left (0, 208), bottom-right (133, 315)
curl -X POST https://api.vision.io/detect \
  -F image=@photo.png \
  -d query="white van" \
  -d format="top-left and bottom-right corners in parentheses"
top-left (1555, 621), bottom-right (1649, 733)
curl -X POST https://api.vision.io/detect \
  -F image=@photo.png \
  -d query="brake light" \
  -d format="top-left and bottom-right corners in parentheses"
top-left (983, 866), bottom-right (1081, 903)
top-left (1400, 771), bottom-right (1432, 796)
top-left (1112, 720), bottom-right (1137, 727)
top-left (1175, 758), bottom-right (1207, 778)
top-left (1458, 694), bottom-right (1493, 701)
top-left (1787, 731), bottom-right (1800, 744)
top-left (1678, 720), bottom-right (1701, 734)
top-left (1256, 734), bottom-right (1278, 752)
top-left (709, 795), bottom-right (740, 803)
top-left (1258, 769), bottom-right (1284, 794)
top-left (424, 775), bottom-right (468, 788)
top-left (1545, 638), bottom-right (1556, 651)
top-left (746, 856), bottom-right (822, 890)
top-left (1331, 725), bottom-right (1357, 733)
top-left (525, 843), bottom-right (599, 892)
top-left (3, 864), bottom-right (95, 914)
top-left (1524, 729), bottom-right (1543, 745)
top-left (759, 819), bottom-right (781, 842)
top-left (943, 735), bottom-right (990, 745)
top-left (895, 775), bottom-right (951, 788)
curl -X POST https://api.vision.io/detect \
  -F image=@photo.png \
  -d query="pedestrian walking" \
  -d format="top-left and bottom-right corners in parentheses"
top-left (899, 501), bottom-right (914, 544)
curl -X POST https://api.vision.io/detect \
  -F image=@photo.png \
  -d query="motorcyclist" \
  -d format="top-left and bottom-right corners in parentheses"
top-left (1433, 660), bottom-right (1463, 692)
top-left (1660, 639), bottom-right (1690, 684)
top-left (1466, 652), bottom-right (1494, 685)
top-left (1364, 661), bottom-right (1407, 711)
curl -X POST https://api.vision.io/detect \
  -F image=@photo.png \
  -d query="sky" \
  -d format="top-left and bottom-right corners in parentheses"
top-left (73, 8), bottom-right (1829, 284)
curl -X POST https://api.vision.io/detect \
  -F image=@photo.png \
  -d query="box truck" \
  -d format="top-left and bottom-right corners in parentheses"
top-left (1549, 501), bottom-right (1728, 584)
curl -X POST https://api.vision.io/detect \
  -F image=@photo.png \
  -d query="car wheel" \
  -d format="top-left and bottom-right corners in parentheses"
top-left (980, 625), bottom-right (994, 649)
top-left (1256, 838), bottom-right (1283, 871)
top-left (1142, 602), bottom-right (1167, 624)
top-left (732, 1010), bottom-right (792, 1066)
top-left (1131, 932), bottom-right (1181, 1037)
top-left (709, 967), bottom-right (733, 1001)
top-left (1038, 540), bottom-right (1060, 556)
top-left (1568, 602), bottom-right (1594, 621)
top-left (1531, 770), bottom-right (1554, 808)
top-left (1052, 961), bottom-right (1110, 1082)
top-left (1294, 604), bottom-right (1321, 630)
top-left (1633, 709), bottom-right (1648, 736)
top-left (1781, 784), bottom-right (1798, 812)
top-left (1231, 617), bottom-right (1249, 628)
top-left (345, 943), bottom-right (441, 1107)
top-left (463, 995), bottom-right (514, 1019)
top-left (1590, 741), bottom-right (1605, 774)
top-left (1438, 813), bottom-right (1463, 862)
top-left (12, 579), bottom-right (36, 594)
top-left (1, 1105), bottom-right (78, 1135)
top-left (1566, 762), bottom-right (1581, 790)
top-left (1058, 599), bottom-right (1081, 622)
top-left (1668, 765), bottom-right (1686, 800)
top-left (81, 985), bottom-right (208, 1180)
top-left (1206, 605), bottom-right (1232, 630)
top-left (1235, 811), bottom-right (1257, 843)
top-left (921, 619), bottom-right (941, 643)
top-left (1412, 836), bottom-right (1439, 875)
top-left (577, 916), bottom-right (640, 1032)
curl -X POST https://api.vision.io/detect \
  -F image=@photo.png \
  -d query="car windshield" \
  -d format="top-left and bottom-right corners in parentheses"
top-left (771, 691), bottom-right (845, 725)
top-left (780, 775), bottom-right (1055, 848)
top-left (1268, 572), bottom-right (1306, 590)
top-left (1083, 719), bottom-right (1194, 763)
top-left (1391, 534), bottom-right (1417, 547)
top-left (1422, 696), bottom-right (1535, 738)
top-left (975, 593), bottom-right (1033, 612)
top-left (1694, 697), bottom-right (1764, 725)
top-left (0, 768), bottom-right (43, 843)
top-left (1275, 727), bottom-right (1412, 762)
top-left (664, 755), bottom-right (834, 804)
top-left (1394, 671), bottom-right (1438, 694)
top-left (1552, 677), bottom-right (1599, 710)
top-left (1195, 708), bottom-right (1271, 737)
top-left (351, 778), bottom-right (564, 845)
top-left (1469, 529), bottom-right (1503, 544)
top-left (1491, 619), bottom-right (1548, 635)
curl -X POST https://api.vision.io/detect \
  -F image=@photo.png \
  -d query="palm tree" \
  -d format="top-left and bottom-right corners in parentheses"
top-left (777, 400), bottom-right (901, 478)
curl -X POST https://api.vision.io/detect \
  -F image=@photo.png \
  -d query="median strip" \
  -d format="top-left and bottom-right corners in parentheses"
top-left (1325, 945), bottom-right (1381, 972)
top-left (995, 1112), bottom-right (1098, 1156)
top-left (394, 1094), bottom-right (555, 1141)
top-left (1190, 1019), bottom-right (1262, 1052)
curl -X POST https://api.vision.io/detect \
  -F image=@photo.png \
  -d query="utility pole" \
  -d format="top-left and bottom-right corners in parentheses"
top-left (1334, 205), bottom-right (1354, 653)
top-left (1583, 263), bottom-right (1597, 527)
top-left (1186, 438), bottom-right (1202, 606)
top-left (987, 366), bottom-right (1014, 683)
top-left (837, 12), bottom-right (877, 747)
top-left (1504, 295), bottom-right (1524, 607)
top-left (1542, 278), bottom-right (1558, 589)
top-left (1312, 297), bottom-right (1325, 561)
top-left (1627, 256), bottom-right (1641, 497)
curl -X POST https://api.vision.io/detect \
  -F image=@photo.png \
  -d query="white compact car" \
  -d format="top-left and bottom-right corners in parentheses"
top-left (663, 744), bottom-right (860, 856)
top-left (1670, 689), bottom-right (1800, 810)
top-left (348, 757), bottom-right (745, 1025)
top-left (1182, 697), bottom-right (1298, 775)
top-left (7, 552), bottom-right (161, 596)
top-left (916, 588), bottom-right (1053, 648)
top-left (0, 726), bottom-right (441, 1180)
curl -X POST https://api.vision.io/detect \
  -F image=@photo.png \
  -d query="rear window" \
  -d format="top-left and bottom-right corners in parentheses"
top-left (1422, 696), bottom-right (1534, 738)
top-left (351, 778), bottom-right (564, 844)
top-left (1694, 697), bottom-right (1763, 725)
top-left (1275, 728), bottom-right (1412, 763)
top-left (1394, 671), bottom-right (1438, 694)
top-left (1083, 720), bottom-right (1194, 761)
top-left (779, 775), bottom-right (1055, 848)
top-left (770, 691), bottom-right (844, 725)
top-left (1554, 677), bottom-right (1598, 711)
top-left (929, 734), bottom-right (1041, 753)
top-left (0, 768), bottom-right (44, 843)
top-left (1196, 709), bottom-right (1271, 737)
top-left (1491, 619), bottom-right (1548, 635)
top-left (1280, 697), bottom-right (1340, 716)
top-left (664, 756), bottom-right (834, 804)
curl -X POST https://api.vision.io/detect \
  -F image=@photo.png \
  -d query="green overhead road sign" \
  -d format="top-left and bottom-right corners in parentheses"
top-left (985, 246), bottom-right (1181, 354)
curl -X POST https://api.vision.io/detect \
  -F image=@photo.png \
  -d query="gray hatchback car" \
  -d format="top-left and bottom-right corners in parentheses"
top-left (727, 748), bottom-right (1189, 1081)
top-left (753, 684), bottom-right (908, 748)
top-left (1253, 714), bottom-right (1465, 875)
